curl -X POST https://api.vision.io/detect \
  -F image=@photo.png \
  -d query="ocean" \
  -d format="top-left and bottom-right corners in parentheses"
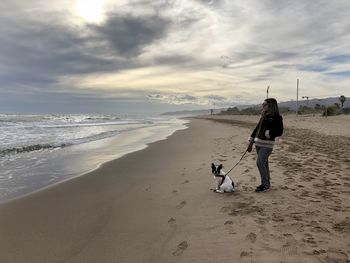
top-left (0, 113), bottom-right (188, 203)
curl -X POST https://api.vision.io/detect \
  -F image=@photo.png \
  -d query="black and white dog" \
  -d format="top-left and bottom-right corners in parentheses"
top-left (211, 163), bottom-right (235, 193)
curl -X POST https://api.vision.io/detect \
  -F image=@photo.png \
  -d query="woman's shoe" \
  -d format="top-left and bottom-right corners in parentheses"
top-left (255, 185), bottom-right (270, 192)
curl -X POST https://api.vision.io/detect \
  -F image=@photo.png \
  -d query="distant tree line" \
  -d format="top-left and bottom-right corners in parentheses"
top-left (218, 106), bottom-right (291, 115)
top-left (219, 95), bottom-right (349, 116)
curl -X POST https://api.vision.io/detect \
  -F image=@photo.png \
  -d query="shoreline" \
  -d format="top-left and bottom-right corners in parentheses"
top-left (0, 121), bottom-right (189, 206)
top-left (0, 118), bottom-right (188, 204)
top-left (1, 116), bottom-right (350, 262)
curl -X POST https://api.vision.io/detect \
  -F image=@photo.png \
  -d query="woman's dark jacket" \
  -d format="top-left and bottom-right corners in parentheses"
top-left (249, 114), bottom-right (283, 148)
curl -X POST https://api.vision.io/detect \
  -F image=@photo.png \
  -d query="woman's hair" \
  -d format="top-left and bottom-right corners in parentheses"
top-left (264, 98), bottom-right (280, 116)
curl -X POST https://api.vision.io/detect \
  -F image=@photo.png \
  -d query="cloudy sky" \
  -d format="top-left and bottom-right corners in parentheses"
top-left (0, 0), bottom-right (349, 115)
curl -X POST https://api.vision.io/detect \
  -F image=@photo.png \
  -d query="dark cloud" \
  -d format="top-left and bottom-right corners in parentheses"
top-left (0, 8), bottom-right (171, 91)
top-left (89, 14), bottom-right (171, 57)
top-left (0, 1), bottom-right (175, 114)
top-left (326, 71), bottom-right (350, 78)
top-left (0, 21), bottom-right (125, 89)
top-left (230, 49), bottom-right (297, 64)
top-left (322, 54), bottom-right (350, 64)
top-left (296, 65), bottom-right (329, 73)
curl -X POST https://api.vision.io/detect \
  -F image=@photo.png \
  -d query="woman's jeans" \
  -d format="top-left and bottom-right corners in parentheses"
top-left (256, 146), bottom-right (273, 187)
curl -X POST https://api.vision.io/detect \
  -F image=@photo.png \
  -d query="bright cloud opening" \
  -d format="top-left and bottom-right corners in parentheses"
top-left (74, 0), bottom-right (105, 23)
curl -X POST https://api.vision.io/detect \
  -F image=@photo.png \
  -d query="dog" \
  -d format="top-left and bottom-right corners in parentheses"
top-left (211, 163), bottom-right (235, 193)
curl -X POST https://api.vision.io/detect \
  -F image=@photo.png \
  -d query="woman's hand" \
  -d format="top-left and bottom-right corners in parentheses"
top-left (247, 142), bottom-right (254, 152)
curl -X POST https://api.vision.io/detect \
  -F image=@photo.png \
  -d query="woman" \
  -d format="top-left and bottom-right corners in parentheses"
top-left (247, 98), bottom-right (283, 192)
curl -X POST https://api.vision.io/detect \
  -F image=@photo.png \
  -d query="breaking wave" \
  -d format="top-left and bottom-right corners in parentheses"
top-left (0, 129), bottom-right (126, 157)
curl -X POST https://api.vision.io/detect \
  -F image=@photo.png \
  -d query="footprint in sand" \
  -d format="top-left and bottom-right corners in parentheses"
top-left (322, 249), bottom-right (349, 262)
top-left (272, 213), bottom-right (284, 222)
top-left (246, 232), bottom-right (257, 243)
top-left (176, 201), bottom-right (187, 209)
top-left (307, 249), bottom-right (326, 256)
top-left (281, 233), bottom-right (298, 258)
top-left (333, 218), bottom-right (350, 233)
top-left (168, 217), bottom-right (176, 224)
top-left (224, 220), bottom-right (236, 234)
top-left (306, 221), bottom-right (329, 233)
top-left (255, 217), bottom-right (269, 225)
top-left (172, 241), bottom-right (188, 256)
top-left (302, 233), bottom-right (318, 248)
top-left (182, 180), bottom-right (189, 184)
top-left (248, 174), bottom-right (256, 182)
top-left (240, 251), bottom-right (253, 258)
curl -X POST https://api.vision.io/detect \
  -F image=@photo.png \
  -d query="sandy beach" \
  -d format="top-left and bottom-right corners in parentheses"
top-left (1, 115), bottom-right (350, 263)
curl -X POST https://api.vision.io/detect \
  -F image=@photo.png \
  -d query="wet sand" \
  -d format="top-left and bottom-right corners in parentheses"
top-left (1, 115), bottom-right (350, 262)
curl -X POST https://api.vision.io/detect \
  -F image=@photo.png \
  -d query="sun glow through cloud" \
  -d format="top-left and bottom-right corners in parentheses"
top-left (75, 0), bottom-right (105, 23)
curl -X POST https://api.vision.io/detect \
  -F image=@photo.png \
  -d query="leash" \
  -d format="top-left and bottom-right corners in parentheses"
top-left (225, 148), bottom-right (249, 176)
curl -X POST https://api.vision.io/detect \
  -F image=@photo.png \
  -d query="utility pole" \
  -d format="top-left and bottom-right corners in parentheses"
top-left (296, 79), bottom-right (299, 115)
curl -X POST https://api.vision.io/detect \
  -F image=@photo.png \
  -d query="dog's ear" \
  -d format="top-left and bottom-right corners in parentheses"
top-left (211, 163), bottom-right (216, 173)
top-left (217, 164), bottom-right (223, 173)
